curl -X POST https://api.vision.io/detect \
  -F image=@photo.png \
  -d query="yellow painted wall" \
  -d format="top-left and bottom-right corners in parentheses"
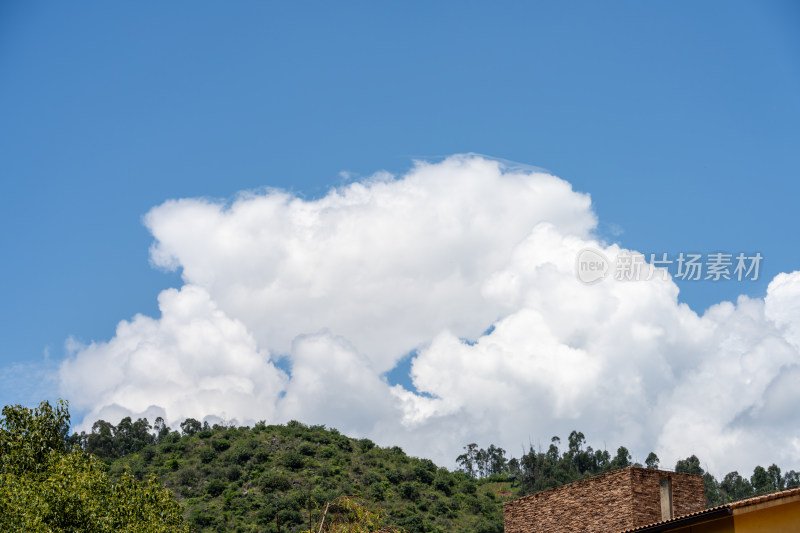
top-left (733, 500), bottom-right (800, 533)
top-left (657, 501), bottom-right (800, 533)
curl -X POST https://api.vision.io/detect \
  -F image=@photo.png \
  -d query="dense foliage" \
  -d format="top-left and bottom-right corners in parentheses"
top-left (301, 495), bottom-right (405, 533)
top-left (672, 454), bottom-right (799, 506)
top-left (62, 411), bottom-right (800, 532)
top-left (0, 401), bottom-right (188, 532)
top-left (75, 418), bottom-right (507, 532)
top-left (456, 430), bottom-right (800, 507)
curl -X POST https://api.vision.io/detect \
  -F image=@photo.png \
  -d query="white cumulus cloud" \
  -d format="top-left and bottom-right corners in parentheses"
top-left (60, 285), bottom-right (287, 427)
top-left (59, 154), bottom-right (800, 477)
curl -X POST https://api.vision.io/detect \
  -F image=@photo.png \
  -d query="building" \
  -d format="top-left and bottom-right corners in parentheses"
top-left (621, 487), bottom-right (800, 533)
top-left (503, 467), bottom-right (706, 533)
top-left (503, 467), bottom-right (800, 533)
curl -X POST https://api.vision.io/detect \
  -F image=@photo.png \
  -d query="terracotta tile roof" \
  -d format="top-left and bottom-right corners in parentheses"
top-left (618, 486), bottom-right (800, 533)
top-left (726, 486), bottom-right (800, 509)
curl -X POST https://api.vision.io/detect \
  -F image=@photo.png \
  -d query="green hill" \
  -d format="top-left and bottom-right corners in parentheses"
top-left (86, 420), bottom-right (510, 532)
top-left (68, 416), bottom-right (800, 532)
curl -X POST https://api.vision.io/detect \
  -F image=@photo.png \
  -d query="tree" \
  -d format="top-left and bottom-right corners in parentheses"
top-left (645, 452), bottom-right (659, 469)
top-left (457, 443), bottom-right (478, 478)
top-left (751, 465), bottom-right (782, 495)
top-left (180, 417), bottom-right (202, 436)
top-left (487, 444), bottom-right (507, 476)
top-left (475, 447), bottom-right (489, 478)
top-left (87, 419), bottom-right (117, 457)
top-left (114, 416), bottom-right (153, 456)
top-left (0, 400), bottom-right (189, 532)
top-left (0, 399), bottom-right (69, 476)
top-left (153, 416), bottom-right (170, 442)
top-left (507, 457), bottom-right (521, 481)
top-left (547, 436), bottom-right (560, 462)
top-left (701, 472), bottom-right (723, 507)
top-left (766, 464), bottom-right (784, 492)
top-left (750, 465), bottom-right (770, 495)
top-left (567, 431), bottom-right (585, 457)
top-left (593, 449), bottom-right (611, 472)
top-left (611, 446), bottom-right (632, 469)
top-left (720, 471), bottom-right (754, 502)
top-left (675, 455), bottom-right (704, 476)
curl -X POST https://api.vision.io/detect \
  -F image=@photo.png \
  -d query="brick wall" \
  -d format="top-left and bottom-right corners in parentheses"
top-left (503, 467), bottom-right (705, 533)
top-left (629, 468), bottom-right (706, 526)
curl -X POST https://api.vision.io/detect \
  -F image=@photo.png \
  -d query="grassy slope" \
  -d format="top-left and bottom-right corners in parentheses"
top-left (106, 421), bottom-right (518, 532)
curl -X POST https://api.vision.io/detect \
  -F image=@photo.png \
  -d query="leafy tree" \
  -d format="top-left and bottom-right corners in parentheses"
top-left (0, 400), bottom-right (188, 532)
top-left (751, 464), bottom-right (783, 495)
top-left (675, 455), bottom-right (704, 476)
top-left (751, 465), bottom-right (771, 495)
top-left (487, 444), bottom-right (507, 476)
top-left (611, 446), bottom-right (632, 469)
top-left (153, 416), bottom-right (170, 442)
top-left (180, 417), bottom-right (202, 436)
top-left (593, 449), bottom-right (611, 472)
top-left (87, 419), bottom-right (117, 458)
top-left (766, 464), bottom-right (784, 492)
top-left (784, 470), bottom-right (800, 489)
top-left (475, 447), bottom-right (489, 478)
top-left (720, 471), bottom-right (754, 502)
top-left (0, 399), bottom-right (69, 475)
top-left (703, 472), bottom-right (723, 507)
top-left (507, 457), bottom-right (521, 480)
top-left (115, 416), bottom-right (153, 456)
top-left (567, 431), bottom-right (585, 457)
top-left (645, 452), bottom-right (659, 469)
top-left (547, 436), bottom-right (560, 462)
top-left (457, 443), bottom-right (478, 478)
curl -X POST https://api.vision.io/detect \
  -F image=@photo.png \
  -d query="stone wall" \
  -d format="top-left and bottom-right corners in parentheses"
top-left (503, 467), bottom-right (705, 533)
top-left (629, 467), bottom-right (706, 527)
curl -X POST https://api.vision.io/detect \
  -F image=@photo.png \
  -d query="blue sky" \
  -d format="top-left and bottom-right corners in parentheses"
top-left (2, 2), bottom-right (800, 471)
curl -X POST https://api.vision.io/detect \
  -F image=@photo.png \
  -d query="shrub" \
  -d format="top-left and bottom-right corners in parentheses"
top-left (386, 469), bottom-right (403, 484)
top-left (413, 460), bottom-right (435, 485)
top-left (369, 481), bottom-right (387, 501)
top-left (399, 481), bottom-right (420, 502)
top-left (434, 471), bottom-right (455, 496)
top-left (199, 447), bottom-right (217, 464)
top-left (140, 446), bottom-right (157, 463)
top-left (364, 470), bottom-right (383, 486)
top-left (212, 439), bottom-right (230, 452)
top-left (231, 447), bottom-right (252, 465)
top-left (226, 465), bottom-right (242, 482)
top-left (207, 478), bottom-right (226, 497)
top-left (282, 452), bottom-right (305, 471)
top-left (261, 471), bottom-right (292, 491)
top-left (475, 519), bottom-right (504, 533)
top-left (319, 445), bottom-right (337, 459)
top-left (358, 438), bottom-right (375, 452)
top-left (298, 442), bottom-right (316, 457)
top-left (188, 510), bottom-right (215, 528)
top-left (399, 514), bottom-right (425, 533)
top-left (179, 468), bottom-right (198, 487)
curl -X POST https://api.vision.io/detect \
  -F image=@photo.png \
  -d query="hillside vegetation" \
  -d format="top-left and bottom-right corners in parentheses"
top-left (66, 414), bottom-right (800, 532)
top-left (73, 419), bottom-right (509, 532)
